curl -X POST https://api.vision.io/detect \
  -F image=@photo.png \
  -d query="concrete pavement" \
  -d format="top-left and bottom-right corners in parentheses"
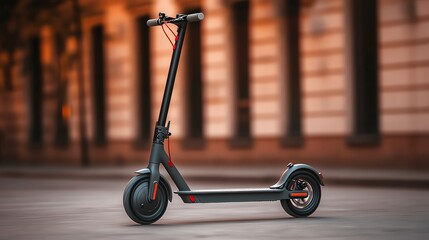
top-left (1, 177), bottom-right (428, 240)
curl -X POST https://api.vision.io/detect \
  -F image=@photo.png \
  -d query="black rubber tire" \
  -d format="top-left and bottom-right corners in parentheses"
top-left (123, 175), bottom-right (168, 225)
top-left (280, 171), bottom-right (321, 218)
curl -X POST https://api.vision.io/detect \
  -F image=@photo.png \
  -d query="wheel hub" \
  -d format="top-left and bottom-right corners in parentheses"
top-left (290, 179), bottom-right (313, 209)
top-left (296, 180), bottom-right (307, 190)
top-left (132, 182), bottom-right (161, 215)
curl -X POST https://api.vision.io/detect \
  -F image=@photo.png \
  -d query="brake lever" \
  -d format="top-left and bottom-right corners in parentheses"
top-left (159, 12), bottom-right (176, 23)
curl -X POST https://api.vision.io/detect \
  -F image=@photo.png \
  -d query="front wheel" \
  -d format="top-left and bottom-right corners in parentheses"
top-left (123, 175), bottom-right (168, 225)
top-left (281, 171), bottom-right (321, 218)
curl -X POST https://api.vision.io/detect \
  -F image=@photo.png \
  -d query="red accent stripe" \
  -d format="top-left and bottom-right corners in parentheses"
top-left (167, 138), bottom-right (174, 167)
top-left (152, 182), bottom-right (159, 200)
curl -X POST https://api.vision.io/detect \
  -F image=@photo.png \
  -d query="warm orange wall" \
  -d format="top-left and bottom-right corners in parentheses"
top-left (1, 0), bottom-right (428, 168)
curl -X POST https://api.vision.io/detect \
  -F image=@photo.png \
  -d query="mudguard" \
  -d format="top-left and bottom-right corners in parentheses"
top-left (270, 163), bottom-right (324, 189)
top-left (135, 168), bottom-right (173, 202)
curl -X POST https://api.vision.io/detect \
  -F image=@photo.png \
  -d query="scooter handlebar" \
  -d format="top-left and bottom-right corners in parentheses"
top-left (147, 18), bottom-right (161, 27)
top-left (186, 13), bottom-right (204, 22)
top-left (146, 12), bottom-right (204, 27)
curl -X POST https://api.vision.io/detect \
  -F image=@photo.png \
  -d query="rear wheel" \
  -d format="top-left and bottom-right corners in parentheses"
top-left (123, 175), bottom-right (168, 225)
top-left (281, 171), bottom-right (321, 217)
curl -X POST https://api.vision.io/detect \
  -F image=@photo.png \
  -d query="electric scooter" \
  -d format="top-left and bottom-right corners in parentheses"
top-left (123, 12), bottom-right (324, 225)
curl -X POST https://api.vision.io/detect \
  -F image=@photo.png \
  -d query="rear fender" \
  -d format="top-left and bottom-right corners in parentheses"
top-left (270, 163), bottom-right (324, 189)
top-left (135, 168), bottom-right (173, 202)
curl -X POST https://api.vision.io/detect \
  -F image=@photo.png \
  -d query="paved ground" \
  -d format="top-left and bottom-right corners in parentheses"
top-left (1, 177), bottom-right (428, 240)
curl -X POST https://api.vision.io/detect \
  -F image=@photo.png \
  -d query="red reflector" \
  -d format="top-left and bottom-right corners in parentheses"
top-left (152, 182), bottom-right (159, 200)
top-left (189, 195), bottom-right (196, 203)
top-left (290, 192), bottom-right (308, 198)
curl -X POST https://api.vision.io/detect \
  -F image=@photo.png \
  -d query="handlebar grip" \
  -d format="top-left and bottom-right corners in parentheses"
top-left (186, 13), bottom-right (204, 22)
top-left (147, 19), bottom-right (161, 27)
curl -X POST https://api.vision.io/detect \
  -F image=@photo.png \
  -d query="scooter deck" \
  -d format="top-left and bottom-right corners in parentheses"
top-left (175, 188), bottom-right (307, 203)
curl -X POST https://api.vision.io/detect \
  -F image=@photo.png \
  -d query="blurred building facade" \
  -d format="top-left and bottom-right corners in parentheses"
top-left (0, 0), bottom-right (428, 169)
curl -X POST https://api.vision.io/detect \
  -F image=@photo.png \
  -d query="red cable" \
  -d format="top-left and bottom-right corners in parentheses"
top-left (161, 24), bottom-right (174, 47)
top-left (165, 23), bottom-right (176, 37)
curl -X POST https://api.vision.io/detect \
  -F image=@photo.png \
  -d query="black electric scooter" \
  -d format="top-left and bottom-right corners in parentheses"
top-left (123, 12), bottom-right (324, 225)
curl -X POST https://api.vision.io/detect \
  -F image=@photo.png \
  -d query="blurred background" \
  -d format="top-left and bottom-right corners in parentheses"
top-left (0, 0), bottom-right (428, 169)
top-left (1, 1), bottom-right (429, 239)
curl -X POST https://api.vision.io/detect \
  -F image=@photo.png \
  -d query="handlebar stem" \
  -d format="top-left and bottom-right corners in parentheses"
top-left (156, 20), bottom-right (187, 127)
